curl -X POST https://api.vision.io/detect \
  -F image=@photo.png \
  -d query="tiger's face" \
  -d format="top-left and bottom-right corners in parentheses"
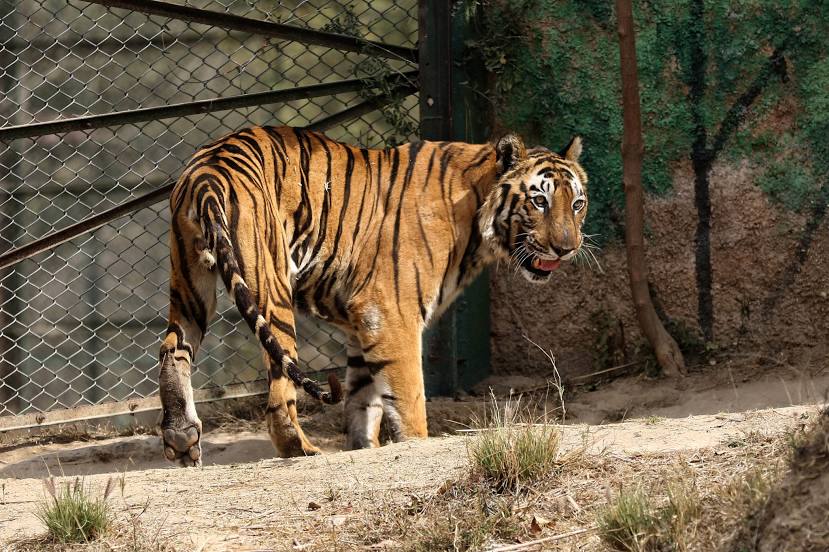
top-left (480, 134), bottom-right (588, 283)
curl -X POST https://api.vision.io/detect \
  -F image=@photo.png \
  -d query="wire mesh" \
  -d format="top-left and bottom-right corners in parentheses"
top-left (0, 0), bottom-right (419, 419)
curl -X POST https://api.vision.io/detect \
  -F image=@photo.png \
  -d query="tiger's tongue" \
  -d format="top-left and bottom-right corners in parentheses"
top-left (532, 258), bottom-right (561, 271)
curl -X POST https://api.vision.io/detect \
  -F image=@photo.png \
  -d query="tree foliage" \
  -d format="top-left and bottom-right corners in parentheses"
top-left (465, 0), bottom-right (829, 244)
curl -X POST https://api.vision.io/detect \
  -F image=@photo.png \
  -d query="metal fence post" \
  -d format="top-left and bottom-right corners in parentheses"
top-left (419, 0), bottom-right (490, 396)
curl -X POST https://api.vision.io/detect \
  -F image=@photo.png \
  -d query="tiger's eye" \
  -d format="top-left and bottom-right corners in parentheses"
top-left (532, 196), bottom-right (547, 208)
top-left (573, 199), bottom-right (585, 211)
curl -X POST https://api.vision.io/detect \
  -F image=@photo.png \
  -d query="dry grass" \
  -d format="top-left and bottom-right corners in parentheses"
top-left (347, 395), bottom-right (589, 551)
top-left (5, 393), bottom-right (819, 551)
top-left (597, 486), bottom-right (661, 552)
top-left (662, 477), bottom-right (702, 550)
top-left (10, 474), bottom-right (174, 552)
top-left (404, 481), bottom-right (524, 551)
top-left (343, 406), bottom-right (821, 552)
top-left (467, 395), bottom-right (564, 492)
top-left (35, 477), bottom-right (114, 544)
top-left (726, 408), bottom-right (829, 552)
top-left (596, 476), bottom-right (703, 552)
top-left (595, 412), bottom-right (829, 552)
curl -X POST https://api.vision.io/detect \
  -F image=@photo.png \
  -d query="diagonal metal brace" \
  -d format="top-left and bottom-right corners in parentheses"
top-left (77, 0), bottom-right (419, 62)
top-left (0, 72), bottom-right (417, 142)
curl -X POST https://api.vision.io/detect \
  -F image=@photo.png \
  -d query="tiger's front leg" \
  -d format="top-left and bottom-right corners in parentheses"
top-left (346, 325), bottom-right (426, 449)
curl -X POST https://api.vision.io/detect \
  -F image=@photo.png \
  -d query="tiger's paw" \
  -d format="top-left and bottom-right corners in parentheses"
top-left (161, 418), bottom-right (202, 467)
top-left (301, 443), bottom-right (322, 456)
top-left (346, 433), bottom-right (378, 451)
top-left (269, 429), bottom-right (322, 458)
top-left (276, 437), bottom-right (322, 458)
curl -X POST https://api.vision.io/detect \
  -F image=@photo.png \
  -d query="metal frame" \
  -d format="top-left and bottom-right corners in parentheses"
top-left (0, 0), bottom-right (420, 430)
top-left (0, 0), bottom-right (489, 431)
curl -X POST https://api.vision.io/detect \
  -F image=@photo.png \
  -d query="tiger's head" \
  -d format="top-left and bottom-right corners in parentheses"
top-left (480, 134), bottom-right (588, 283)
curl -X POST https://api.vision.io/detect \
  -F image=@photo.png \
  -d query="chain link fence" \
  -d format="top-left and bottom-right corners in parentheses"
top-left (0, 0), bottom-right (419, 425)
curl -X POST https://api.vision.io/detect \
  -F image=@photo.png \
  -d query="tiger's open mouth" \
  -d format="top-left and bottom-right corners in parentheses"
top-left (520, 253), bottom-right (561, 277)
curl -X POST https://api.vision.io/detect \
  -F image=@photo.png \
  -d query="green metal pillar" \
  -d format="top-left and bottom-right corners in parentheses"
top-left (419, 0), bottom-right (490, 396)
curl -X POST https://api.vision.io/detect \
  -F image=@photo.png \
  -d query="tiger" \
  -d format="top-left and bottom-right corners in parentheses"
top-left (158, 126), bottom-right (587, 466)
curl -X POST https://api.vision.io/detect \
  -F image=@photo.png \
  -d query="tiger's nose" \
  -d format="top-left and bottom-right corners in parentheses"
top-left (552, 246), bottom-right (573, 257)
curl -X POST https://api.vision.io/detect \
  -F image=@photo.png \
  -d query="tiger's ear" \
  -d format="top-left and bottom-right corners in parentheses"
top-left (495, 134), bottom-right (526, 176)
top-left (559, 136), bottom-right (583, 162)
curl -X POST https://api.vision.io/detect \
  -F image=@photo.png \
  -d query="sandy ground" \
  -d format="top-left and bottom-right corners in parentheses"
top-left (0, 406), bottom-right (817, 550)
top-left (1, 367), bottom-right (826, 551)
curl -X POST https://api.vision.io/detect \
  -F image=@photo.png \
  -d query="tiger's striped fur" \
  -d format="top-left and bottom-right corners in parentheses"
top-left (158, 126), bottom-right (587, 465)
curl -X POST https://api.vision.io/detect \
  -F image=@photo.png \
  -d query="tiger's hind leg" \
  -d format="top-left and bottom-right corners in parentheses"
top-left (262, 342), bottom-right (322, 458)
top-left (159, 223), bottom-right (217, 467)
top-left (261, 299), bottom-right (321, 456)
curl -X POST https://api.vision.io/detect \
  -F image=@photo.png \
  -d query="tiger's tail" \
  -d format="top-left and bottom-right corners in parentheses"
top-left (196, 193), bottom-right (343, 405)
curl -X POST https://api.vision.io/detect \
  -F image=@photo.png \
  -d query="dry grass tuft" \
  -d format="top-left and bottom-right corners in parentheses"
top-left (36, 477), bottom-right (114, 544)
top-left (597, 476), bottom-right (704, 552)
top-left (13, 474), bottom-right (173, 552)
top-left (405, 481), bottom-right (523, 551)
top-left (467, 394), bottom-right (563, 493)
top-left (354, 394), bottom-right (575, 551)
top-left (662, 477), bottom-right (702, 551)
top-left (597, 486), bottom-right (661, 552)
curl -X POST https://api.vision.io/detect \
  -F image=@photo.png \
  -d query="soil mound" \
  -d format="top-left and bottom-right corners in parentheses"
top-left (736, 408), bottom-right (829, 552)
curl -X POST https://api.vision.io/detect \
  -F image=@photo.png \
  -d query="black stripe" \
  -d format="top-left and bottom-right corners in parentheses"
top-left (269, 314), bottom-right (297, 340)
top-left (422, 147), bottom-right (437, 192)
top-left (349, 149), bottom-right (371, 249)
top-left (392, 141), bottom-right (423, 311)
top-left (366, 359), bottom-right (392, 374)
top-left (457, 211), bottom-right (483, 286)
top-left (291, 128), bottom-right (313, 247)
top-left (313, 145), bottom-right (355, 309)
top-left (348, 375), bottom-right (373, 396)
top-left (341, 149), bottom-right (373, 292)
top-left (347, 355), bottom-right (366, 367)
top-left (170, 216), bottom-right (207, 335)
top-left (415, 263), bottom-right (427, 321)
top-left (307, 135), bottom-right (333, 266)
top-left (352, 148), bottom-right (394, 297)
top-left (416, 211), bottom-right (434, 267)
top-left (503, 195), bottom-right (521, 250)
top-left (334, 292), bottom-right (349, 320)
top-left (462, 147), bottom-right (492, 175)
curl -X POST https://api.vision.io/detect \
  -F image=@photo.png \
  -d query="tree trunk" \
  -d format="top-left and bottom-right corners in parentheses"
top-left (615, 0), bottom-right (686, 377)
